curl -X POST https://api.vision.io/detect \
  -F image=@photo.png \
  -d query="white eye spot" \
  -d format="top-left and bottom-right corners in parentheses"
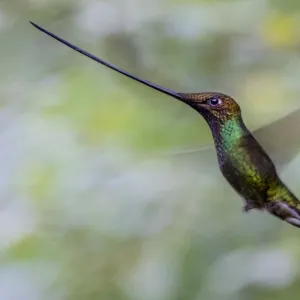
top-left (207, 97), bottom-right (222, 106)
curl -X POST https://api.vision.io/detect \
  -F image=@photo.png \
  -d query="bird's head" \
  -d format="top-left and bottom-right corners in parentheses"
top-left (178, 92), bottom-right (242, 124)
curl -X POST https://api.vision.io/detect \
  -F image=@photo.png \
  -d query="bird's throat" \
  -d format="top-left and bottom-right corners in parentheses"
top-left (210, 116), bottom-right (249, 151)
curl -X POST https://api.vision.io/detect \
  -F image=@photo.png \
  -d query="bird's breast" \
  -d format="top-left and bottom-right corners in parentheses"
top-left (216, 142), bottom-right (277, 200)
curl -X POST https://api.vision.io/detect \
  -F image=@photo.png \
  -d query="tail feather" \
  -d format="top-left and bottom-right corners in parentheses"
top-left (266, 200), bottom-right (300, 228)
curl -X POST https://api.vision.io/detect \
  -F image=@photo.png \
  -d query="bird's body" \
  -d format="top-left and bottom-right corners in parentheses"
top-left (180, 93), bottom-right (300, 227)
top-left (31, 22), bottom-right (300, 228)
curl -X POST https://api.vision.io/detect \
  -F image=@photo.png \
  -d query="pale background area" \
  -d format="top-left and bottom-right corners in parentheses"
top-left (0, 0), bottom-right (300, 299)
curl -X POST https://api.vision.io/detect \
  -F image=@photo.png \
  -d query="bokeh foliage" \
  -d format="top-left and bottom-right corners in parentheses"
top-left (0, 0), bottom-right (300, 299)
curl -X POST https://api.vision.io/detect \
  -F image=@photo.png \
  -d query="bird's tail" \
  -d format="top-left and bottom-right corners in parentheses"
top-left (266, 184), bottom-right (300, 228)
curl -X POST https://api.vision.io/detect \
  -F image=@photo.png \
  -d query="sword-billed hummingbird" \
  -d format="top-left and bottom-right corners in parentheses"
top-left (30, 22), bottom-right (300, 228)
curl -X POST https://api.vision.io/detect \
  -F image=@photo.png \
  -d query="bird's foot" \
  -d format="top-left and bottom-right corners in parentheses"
top-left (242, 202), bottom-right (262, 213)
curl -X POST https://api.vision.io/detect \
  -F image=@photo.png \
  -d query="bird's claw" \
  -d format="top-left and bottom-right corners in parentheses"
top-left (242, 202), bottom-right (261, 213)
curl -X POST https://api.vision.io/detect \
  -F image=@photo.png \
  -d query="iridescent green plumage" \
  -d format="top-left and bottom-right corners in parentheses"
top-left (31, 22), bottom-right (300, 228)
top-left (180, 93), bottom-right (300, 227)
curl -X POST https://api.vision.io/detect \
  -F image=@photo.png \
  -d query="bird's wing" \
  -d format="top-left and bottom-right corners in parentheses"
top-left (162, 108), bottom-right (300, 172)
top-left (252, 107), bottom-right (300, 171)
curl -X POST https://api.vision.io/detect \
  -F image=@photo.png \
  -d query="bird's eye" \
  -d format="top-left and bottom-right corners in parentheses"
top-left (207, 97), bottom-right (222, 106)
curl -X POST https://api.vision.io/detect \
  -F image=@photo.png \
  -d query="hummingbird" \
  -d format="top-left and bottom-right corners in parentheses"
top-left (30, 22), bottom-right (300, 228)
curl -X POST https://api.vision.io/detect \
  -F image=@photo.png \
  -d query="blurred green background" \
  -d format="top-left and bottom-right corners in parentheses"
top-left (1, 0), bottom-right (300, 299)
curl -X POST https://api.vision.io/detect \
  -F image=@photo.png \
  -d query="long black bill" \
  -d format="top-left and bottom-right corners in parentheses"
top-left (30, 22), bottom-right (183, 101)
